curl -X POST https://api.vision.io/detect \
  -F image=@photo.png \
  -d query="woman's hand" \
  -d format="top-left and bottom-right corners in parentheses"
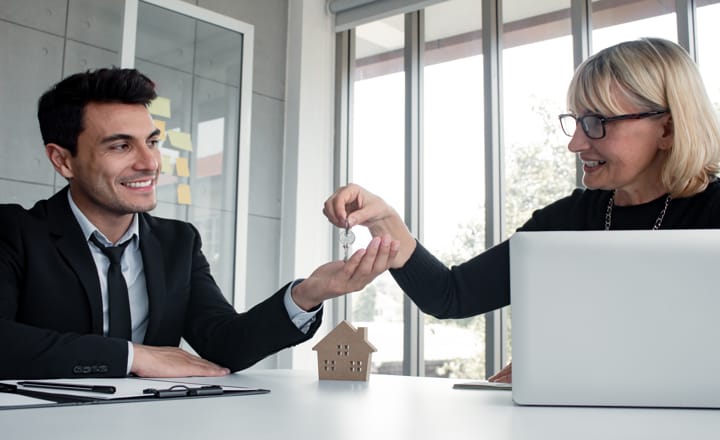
top-left (488, 362), bottom-right (512, 383)
top-left (324, 183), bottom-right (416, 268)
top-left (323, 183), bottom-right (394, 229)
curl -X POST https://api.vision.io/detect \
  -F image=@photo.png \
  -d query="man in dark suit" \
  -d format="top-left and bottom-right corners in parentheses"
top-left (0, 68), bottom-right (399, 379)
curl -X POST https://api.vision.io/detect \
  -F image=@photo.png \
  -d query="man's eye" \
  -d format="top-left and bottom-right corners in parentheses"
top-left (110, 143), bottom-right (129, 150)
top-left (148, 139), bottom-right (160, 148)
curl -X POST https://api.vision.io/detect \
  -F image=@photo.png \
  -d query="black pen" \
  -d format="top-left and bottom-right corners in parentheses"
top-left (17, 381), bottom-right (116, 394)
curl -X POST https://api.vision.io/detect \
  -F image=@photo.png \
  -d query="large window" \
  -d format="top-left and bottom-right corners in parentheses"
top-left (350, 14), bottom-right (406, 374)
top-left (335, 0), bottom-right (720, 378)
top-left (422, 1), bottom-right (485, 379)
top-left (697, 2), bottom-right (720, 115)
top-left (592, 0), bottom-right (677, 51)
top-left (502, 0), bottom-right (577, 368)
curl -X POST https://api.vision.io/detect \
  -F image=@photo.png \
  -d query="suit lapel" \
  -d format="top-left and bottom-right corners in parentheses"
top-left (138, 214), bottom-right (167, 344)
top-left (47, 187), bottom-right (104, 334)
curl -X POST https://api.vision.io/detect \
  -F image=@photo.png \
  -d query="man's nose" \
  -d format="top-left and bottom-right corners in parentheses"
top-left (135, 144), bottom-right (159, 170)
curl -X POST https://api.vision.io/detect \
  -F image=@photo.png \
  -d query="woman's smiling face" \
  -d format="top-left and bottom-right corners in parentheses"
top-left (566, 92), bottom-right (673, 206)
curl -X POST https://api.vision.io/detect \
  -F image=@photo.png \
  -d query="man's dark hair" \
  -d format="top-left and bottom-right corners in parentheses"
top-left (37, 67), bottom-right (157, 155)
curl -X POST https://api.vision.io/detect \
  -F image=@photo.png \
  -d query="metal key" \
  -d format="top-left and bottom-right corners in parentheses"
top-left (338, 223), bottom-right (355, 262)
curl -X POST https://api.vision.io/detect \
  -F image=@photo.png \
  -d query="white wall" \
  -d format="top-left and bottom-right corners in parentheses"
top-left (279, 0), bottom-right (337, 370)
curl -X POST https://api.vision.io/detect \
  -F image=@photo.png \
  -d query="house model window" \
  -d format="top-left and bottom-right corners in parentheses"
top-left (312, 320), bottom-right (377, 381)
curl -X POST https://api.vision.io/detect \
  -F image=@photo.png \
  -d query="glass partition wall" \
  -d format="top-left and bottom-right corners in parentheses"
top-left (335, 0), bottom-right (720, 379)
top-left (126, 0), bottom-right (252, 304)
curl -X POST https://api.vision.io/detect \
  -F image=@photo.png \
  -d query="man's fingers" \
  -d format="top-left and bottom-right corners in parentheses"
top-left (353, 236), bottom-right (382, 277)
top-left (370, 236), bottom-right (394, 273)
top-left (132, 345), bottom-right (230, 377)
top-left (341, 235), bottom-right (395, 293)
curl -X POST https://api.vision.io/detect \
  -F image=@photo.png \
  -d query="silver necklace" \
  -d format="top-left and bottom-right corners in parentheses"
top-left (604, 190), bottom-right (671, 230)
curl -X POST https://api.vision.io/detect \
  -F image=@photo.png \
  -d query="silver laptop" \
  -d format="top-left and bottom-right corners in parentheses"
top-left (510, 230), bottom-right (720, 408)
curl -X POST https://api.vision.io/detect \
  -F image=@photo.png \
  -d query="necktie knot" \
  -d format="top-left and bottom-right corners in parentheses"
top-left (90, 235), bottom-right (131, 264)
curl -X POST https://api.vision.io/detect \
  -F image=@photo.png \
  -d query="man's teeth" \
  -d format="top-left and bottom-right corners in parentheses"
top-left (124, 180), bottom-right (153, 188)
top-left (584, 160), bottom-right (606, 167)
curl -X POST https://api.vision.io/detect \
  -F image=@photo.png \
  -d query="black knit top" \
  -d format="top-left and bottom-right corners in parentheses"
top-left (390, 179), bottom-right (720, 318)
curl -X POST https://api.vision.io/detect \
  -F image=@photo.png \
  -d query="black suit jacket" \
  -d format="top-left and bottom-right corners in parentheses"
top-left (0, 187), bottom-right (321, 379)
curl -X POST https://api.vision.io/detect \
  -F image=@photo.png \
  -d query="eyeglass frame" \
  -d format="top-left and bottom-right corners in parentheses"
top-left (558, 110), bottom-right (669, 139)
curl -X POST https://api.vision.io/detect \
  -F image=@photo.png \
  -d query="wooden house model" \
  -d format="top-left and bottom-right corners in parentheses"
top-left (312, 320), bottom-right (377, 381)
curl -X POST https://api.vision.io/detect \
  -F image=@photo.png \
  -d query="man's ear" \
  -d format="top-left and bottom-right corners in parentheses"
top-left (45, 143), bottom-right (74, 179)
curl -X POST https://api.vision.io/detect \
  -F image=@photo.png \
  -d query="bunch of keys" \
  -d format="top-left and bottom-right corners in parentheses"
top-left (338, 221), bottom-right (355, 262)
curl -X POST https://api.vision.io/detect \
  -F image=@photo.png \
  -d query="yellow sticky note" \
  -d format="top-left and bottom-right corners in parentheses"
top-left (177, 184), bottom-right (192, 205)
top-left (161, 154), bottom-right (173, 174)
top-left (167, 131), bottom-right (193, 151)
top-left (176, 157), bottom-right (190, 177)
top-left (148, 96), bottom-right (171, 118)
top-left (154, 119), bottom-right (167, 141)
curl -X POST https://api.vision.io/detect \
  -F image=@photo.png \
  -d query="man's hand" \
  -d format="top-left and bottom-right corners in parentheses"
top-left (131, 344), bottom-right (230, 377)
top-left (290, 235), bottom-right (400, 311)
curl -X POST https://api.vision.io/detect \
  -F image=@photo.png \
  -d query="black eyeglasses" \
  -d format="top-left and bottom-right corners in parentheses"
top-left (558, 110), bottom-right (668, 139)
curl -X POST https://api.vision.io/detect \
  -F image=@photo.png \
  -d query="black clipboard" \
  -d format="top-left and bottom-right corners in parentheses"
top-left (0, 379), bottom-right (269, 411)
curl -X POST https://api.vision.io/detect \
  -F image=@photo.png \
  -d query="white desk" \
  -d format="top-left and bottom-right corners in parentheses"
top-left (1, 369), bottom-right (718, 439)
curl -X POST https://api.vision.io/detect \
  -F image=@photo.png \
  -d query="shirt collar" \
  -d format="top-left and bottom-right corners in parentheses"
top-left (67, 190), bottom-right (140, 247)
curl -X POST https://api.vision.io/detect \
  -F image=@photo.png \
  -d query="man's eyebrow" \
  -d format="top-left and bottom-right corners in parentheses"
top-left (99, 133), bottom-right (133, 144)
top-left (98, 129), bottom-right (161, 144)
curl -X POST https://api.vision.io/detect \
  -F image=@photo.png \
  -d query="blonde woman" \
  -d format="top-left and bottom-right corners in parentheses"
top-left (323, 38), bottom-right (720, 383)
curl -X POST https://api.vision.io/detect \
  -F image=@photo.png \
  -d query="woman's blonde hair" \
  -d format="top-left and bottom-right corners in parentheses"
top-left (567, 37), bottom-right (720, 197)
